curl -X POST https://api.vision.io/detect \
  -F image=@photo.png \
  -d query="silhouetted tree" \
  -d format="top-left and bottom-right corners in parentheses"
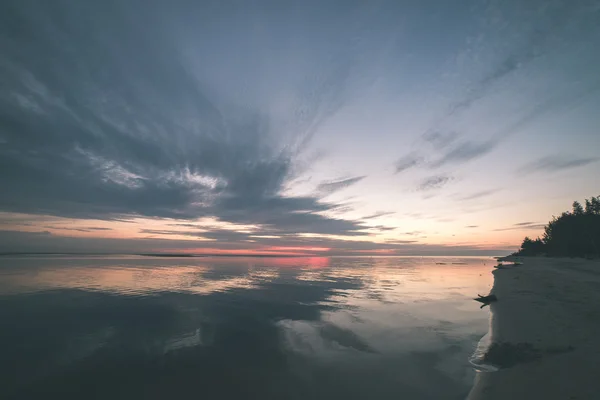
top-left (585, 196), bottom-right (600, 215)
top-left (517, 236), bottom-right (545, 256)
top-left (515, 195), bottom-right (600, 258)
top-left (573, 201), bottom-right (584, 215)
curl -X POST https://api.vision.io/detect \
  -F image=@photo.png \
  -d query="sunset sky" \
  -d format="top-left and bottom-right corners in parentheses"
top-left (1, 0), bottom-right (599, 256)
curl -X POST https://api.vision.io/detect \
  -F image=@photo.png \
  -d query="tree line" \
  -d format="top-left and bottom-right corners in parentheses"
top-left (514, 195), bottom-right (600, 258)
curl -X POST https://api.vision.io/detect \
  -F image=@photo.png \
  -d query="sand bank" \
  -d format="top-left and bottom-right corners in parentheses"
top-left (467, 257), bottom-right (600, 399)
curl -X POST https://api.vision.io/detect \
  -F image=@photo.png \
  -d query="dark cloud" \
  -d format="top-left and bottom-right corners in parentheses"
top-left (44, 226), bottom-right (112, 232)
top-left (0, 229), bottom-right (53, 240)
top-left (138, 223), bottom-right (379, 244)
top-left (465, 225), bottom-right (479, 228)
top-left (401, 231), bottom-right (424, 236)
top-left (139, 229), bottom-right (198, 237)
top-left (383, 239), bottom-right (419, 244)
top-left (140, 228), bottom-right (262, 243)
top-left (367, 225), bottom-right (396, 232)
top-left (417, 175), bottom-right (452, 191)
top-left (394, 153), bottom-right (424, 174)
top-left (166, 223), bottom-right (200, 228)
top-left (517, 155), bottom-right (599, 175)
top-left (0, 0), bottom-right (375, 238)
top-left (513, 222), bottom-right (537, 226)
top-left (316, 176), bottom-right (366, 195)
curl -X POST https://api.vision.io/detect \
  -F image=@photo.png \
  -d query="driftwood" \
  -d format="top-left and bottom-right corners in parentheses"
top-left (474, 294), bottom-right (497, 308)
top-left (495, 262), bottom-right (523, 269)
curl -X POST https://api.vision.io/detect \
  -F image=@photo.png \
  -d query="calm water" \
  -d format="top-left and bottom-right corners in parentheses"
top-left (0, 256), bottom-right (494, 399)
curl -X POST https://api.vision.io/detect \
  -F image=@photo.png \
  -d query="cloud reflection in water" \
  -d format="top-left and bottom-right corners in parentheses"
top-left (0, 256), bottom-right (493, 399)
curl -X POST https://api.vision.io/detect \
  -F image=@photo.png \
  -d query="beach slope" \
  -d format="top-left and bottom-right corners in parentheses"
top-left (468, 257), bottom-right (600, 400)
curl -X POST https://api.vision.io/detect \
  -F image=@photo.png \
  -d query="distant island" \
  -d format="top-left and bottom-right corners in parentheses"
top-left (513, 195), bottom-right (600, 258)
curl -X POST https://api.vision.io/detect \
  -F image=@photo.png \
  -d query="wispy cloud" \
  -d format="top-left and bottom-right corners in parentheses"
top-left (394, 153), bottom-right (424, 174)
top-left (401, 230), bottom-right (425, 236)
top-left (45, 226), bottom-right (113, 232)
top-left (367, 225), bottom-right (397, 232)
top-left (518, 155), bottom-right (599, 175)
top-left (417, 175), bottom-right (452, 191)
top-left (455, 189), bottom-right (498, 201)
top-left (494, 222), bottom-right (546, 231)
top-left (361, 211), bottom-right (396, 220)
top-left (431, 140), bottom-right (497, 168)
top-left (465, 225), bottom-right (479, 228)
top-left (383, 239), bottom-right (419, 244)
top-left (316, 176), bottom-right (366, 195)
top-left (422, 131), bottom-right (459, 150)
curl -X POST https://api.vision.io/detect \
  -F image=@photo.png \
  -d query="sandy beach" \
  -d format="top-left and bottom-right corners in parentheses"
top-left (468, 257), bottom-right (600, 399)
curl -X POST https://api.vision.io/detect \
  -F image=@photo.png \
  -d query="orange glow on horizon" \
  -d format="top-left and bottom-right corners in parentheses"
top-left (0, 211), bottom-right (525, 254)
top-left (251, 256), bottom-right (330, 268)
top-left (263, 246), bottom-right (330, 252)
top-left (156, 245), bottom-right (332, 257)
top-left (158, 248), bottom-right (317, 256)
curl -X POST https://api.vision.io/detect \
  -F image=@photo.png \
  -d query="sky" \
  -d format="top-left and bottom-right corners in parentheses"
top-left (1, 0), bottom-right (599, 256)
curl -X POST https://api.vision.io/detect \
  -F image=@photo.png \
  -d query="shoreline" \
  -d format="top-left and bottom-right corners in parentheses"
top-left (467, 257), bottom-right (600, 399)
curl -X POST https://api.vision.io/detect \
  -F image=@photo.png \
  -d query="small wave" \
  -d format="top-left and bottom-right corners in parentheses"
top-left (469, 328), bottom-right (499, 372)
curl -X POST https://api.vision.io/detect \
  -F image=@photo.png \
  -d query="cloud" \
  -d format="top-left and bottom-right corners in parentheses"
top-left (140, 228), bottom-right (259, 242)
top-left (0, 230), bottom-right (53, 240)
top-left (406, 82), bottom-right (598, 173)
top-left (315, 176), bottom-right (366, 195)
top-left (465, 225), bottom-right (479, 228)
top-left (382, 239), bottom-right (419, 244)
top-left (455, 189), bottom-right (498, 201)
top-left (395, 135), bottom-right (499, 176)
top-left (494, 223), bottom-right (546, 231)
top-left (166, 223), bottom-right (201, 228)
top-left (431, 140), bottom-right (497, 168)
top-left (0, 1), bottom-right (381, 239)
top-left (394, 153), bottom-right (424, 174)
top-left (401, 231), bottom-right (424, 236)
top-left (0, 229), bottom-right (512, 256)
top-left (368, 225), bottom-right (396, 232)
top-left (361, 211), bottom-right (396, 220)
top-left (139, 229), bottom-right (202, 237)
top-left (422, 131), bottom-right (459, 150)
top-left (441, 0), bottom-right (586, 121)
top-left (518, 155), bottom-right (599, 175)
top-left (393, 2), bottom-right (600, 182)
top-left (417, 175), bottom-right (452, 191)
top-left (44, 226), bottom-right (113, 232)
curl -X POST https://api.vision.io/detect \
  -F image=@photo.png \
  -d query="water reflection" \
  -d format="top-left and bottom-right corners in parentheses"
top-left (0, 256), bottom-right (493, 399)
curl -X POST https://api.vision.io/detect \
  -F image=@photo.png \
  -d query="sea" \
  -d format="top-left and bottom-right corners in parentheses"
top-left (0, 255), bottom-right (495, 400)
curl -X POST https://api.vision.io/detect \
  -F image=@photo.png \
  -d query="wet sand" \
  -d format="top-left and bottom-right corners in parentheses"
top-left (468, 257), bottom-right (600, 399)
